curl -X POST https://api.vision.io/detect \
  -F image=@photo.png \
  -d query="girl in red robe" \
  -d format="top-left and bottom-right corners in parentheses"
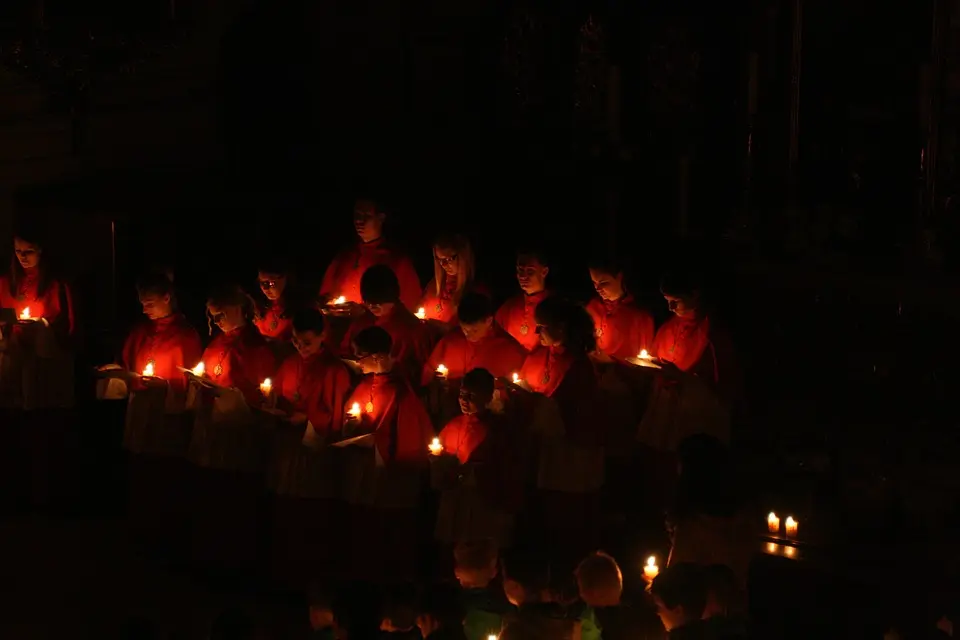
top-left (0, 230), bottom-right (76, 512)
top-left (585, 258), bottom-right (655, 362)
top-left (495, 248), bottom-right (552, 352)
top-left (319, 197), bottom-right (422, 312)
top-left (198, 286), bottom-right (276, 406)
top-left (119, 273), bottom-right (202, 555)
top-left (517, 296), bottom-right (603, 566)
top-left (188, 285), bottom-right (275, 573)
top-left (267, 308), bottom-right (354, 588)
top-left (253, 259), bottom-right (297, 344)
top-left (340, 326), bottom-right (434, 581)
top-left (419, 233), bottom-right (486, 327)
top-left (344, 264), bottom-right (435, 382)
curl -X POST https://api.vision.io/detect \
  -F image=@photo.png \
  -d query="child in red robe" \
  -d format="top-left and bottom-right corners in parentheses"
top-left (344, 264), bottom-right (435, 382)
top-left (517, 296), bottom-right (604, 567)
top-left (319, 196), bottom-right (422, 312)
top-left (267, 307), bottom-right (354, 588)
top-left (198, 285), bottom-right (276, 406)
top-left (423, 292), bottom-right (527, 388)
top-left (495, 247), bottom-right (552, 352)
top-left (340, 325), bottom-right (434, 581)
top-left (119, 273), bottom-right (202, 555)
top-left (419, 233), bottom-right (487, 327)
top-left (586, 258), bottom-right (654, 362)
top-left (253, 258), bottom-right (296, 344)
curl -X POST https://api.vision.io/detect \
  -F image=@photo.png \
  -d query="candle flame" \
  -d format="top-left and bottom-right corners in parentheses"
top-left (142, 362), bottom-right (155, 377)
top-left (785, 516), bottom-right (796, 527)
top-left (512, 372), bottom-right (520, 383)
top-left (639, 349), bottom-right (650, 360)
top-left (19, 307), bottom-right (30, 320)
top-left (348, 402), bottom-right (362, 418)
top-left (436, 364), bottom-right (448, 375)
top-left (768, 512), bottom-right (778, 522)
top-left (429, 436), bottom-right (443, 454)
top-left (260, 378), bottom-right (272, 394)
top-left (432, 437), bottom-right (440, 447)
top-left (333, 296), bottom-right (346, 305)
top-left (415, 307), bottom-right (426, 320)
top-left (192, 362), bottom-right (205, 376)
top-left (488, 635), bottom-right (498, 640)
top-left (646, 556), bottom-right (657, 567)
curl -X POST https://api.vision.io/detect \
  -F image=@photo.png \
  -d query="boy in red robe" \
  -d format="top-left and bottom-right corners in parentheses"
top-left (121, 273), bottom-right (202, 391)
top-left (495, 248), bottom-right (552, 352)
top-left (585, 258), bottom-right (654, 362)
top-left (319, 196), bottom-right (422, 312)
top-left (253, 259), bottom-right (296, 343)
top-left (422, 292), bottom-right (527, 388)
top-left (275, 307), bottom-right (353, 438)
top-left (344, 264), bottom-right (435, 382)
top-left (340, 325), bottom-right (434, 580)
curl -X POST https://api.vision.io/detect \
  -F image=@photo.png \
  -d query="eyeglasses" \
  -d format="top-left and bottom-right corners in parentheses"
top-left (436, 254), bottom-right (458, 267)
top-left (259, 280), bottom-right (277, 289)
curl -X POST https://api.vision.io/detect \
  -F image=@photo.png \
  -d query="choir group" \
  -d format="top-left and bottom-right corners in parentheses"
top-left (0, 198), bottom-right (739, 638)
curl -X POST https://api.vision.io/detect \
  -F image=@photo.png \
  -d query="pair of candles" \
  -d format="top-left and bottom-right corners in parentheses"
top-left (767, 512), bottom-right (799, 538)
top-left (347, 402), bottom-right (376, 419)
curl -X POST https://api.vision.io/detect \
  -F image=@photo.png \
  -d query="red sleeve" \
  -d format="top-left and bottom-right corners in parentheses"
top-left (501, 338), bottom-right (528, 376)
top-left (45, 280), bottom-right (75, 339)
top-left (585, 299), bottom-right (602, 340)
top-left (231, 344), bottom-right (276, 406)
top-left (421, 337), bottom-right (445, 387)
top-left (393, 255), bottom-right (422, 312)
top-left (181, 328), bottom-right (203, 373)
top-left (309, 364), bottom-right (353, 435)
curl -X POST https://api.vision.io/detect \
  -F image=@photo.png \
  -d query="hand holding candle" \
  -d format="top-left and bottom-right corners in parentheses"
top-left (428, 437), bottom-right (443, 456)
top-left (643, 556), bottom-right (659, 581)
top-left (192, 362), bottom-right (205, 377)
top-left (331, 296), bottom-right (346, 306)
top-left (348, 402), bottom-right (362, 419)
top-left (436, 364), bottom-right (448, 379)
top-left (767, 512), bottom-right (780, 535)
top-left (512, 372), bottom-right (520, 384)
top-left (19, 307), bottom-right (31, 321)
top-left (785, 516), bottom-right (798, 539)
top-left (259, 378), bottom-right (273, 396)
top-left (639, 349), bottom-right (651, 360)
top-left (416, 307), bottom-right (426, 320)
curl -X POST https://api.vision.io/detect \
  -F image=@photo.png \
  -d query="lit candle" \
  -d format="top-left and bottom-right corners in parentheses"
top-left (365, 401), bottom-right (374, 414)
top-left (785, 516), bottom-right (798, 539)
top-left (488, 635), bottom-right (498, 640)
top-left (192, 362), bottom-right (205, 377)
top-left (767, 512), bottom-right (780, 535)
top-left (142, 362), bottom-right (156, 377)
top-left (428, 437), bottom-right (443, 456)
top-left (638, 349), bottom-right (651, 360)
top-left (331, 296), bottom-right (346, 306)
top-left (416, 307), bottom-right (426, 320)
top-left (19, 307), bottom-right (31, 320)
top-left (259, 378), bottom-right (272, 396)
top-left (643, 556), bottom-right (659, 580)
top-left (436, 364), bottom-right (448, 378)
top-left (512, 372), bottom-right (520, 384)
top-left (348, 402), bottom-right (362, 419)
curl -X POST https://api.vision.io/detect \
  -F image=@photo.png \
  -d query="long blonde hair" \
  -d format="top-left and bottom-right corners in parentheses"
top-left (433, 233), bottom-right (475, 306)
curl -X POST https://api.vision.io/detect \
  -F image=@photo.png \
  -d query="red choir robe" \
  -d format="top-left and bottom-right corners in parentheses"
top-left (652, 314), bottom-right (738, 387)
top-left (438, 414), bottom-right (489, 464)
top-left (274, 348), bottom-right (353, 436)
top-left (320, 238), bottom-right (422, 311)
top-left (419, 278), bottom-right (491, 325)
top-left (199, 325), bottom-right (275, 406)
top-left (343, 372), bottom-right (434, 464)
top-left (344, 307), bottom-right (435, 382)
top-left (254, 301), bottom-right (293, 342)
top-left (420, 325), bottom-right (527, 387)
top-left (0, 268), bottom-right (75, 337)
top-left (495, 290), bottom-right (551, 352)
top-left (518, 346), bottom-right (602, 446)
top-left (121, 313), bottom-right (203, 393)
top-left (585, 295), bottom-right (655, 360)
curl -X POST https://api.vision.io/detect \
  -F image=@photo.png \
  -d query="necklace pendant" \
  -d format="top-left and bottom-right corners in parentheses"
top-left (365, 401), bottom-right (374, 414)
top-left (435, 303), bottom-right (443, 314)
top-left (270, 316), bottom-right (279, 331)
top-left (214, 363), bottom-right (223, 377)
top-left (596, 327), bottom-right (604, 338)
top-left (542, 372), bottom-right (550, 385)
top-left (520, 323), bottom-right (529, 336)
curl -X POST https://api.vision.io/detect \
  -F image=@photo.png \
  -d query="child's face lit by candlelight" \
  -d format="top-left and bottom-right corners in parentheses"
top-left (435, 247), bottom-right (460, 277)
top-left (460, 318), bottom-right (493, 343)
top-left (537, 323), bottom-right (560, 347)
top-left (364, 300), bottom-right (395, 318)
top-left (292, 329), bottom-right (323, 359)
top-left (458, 387), bottom-right (484, 415)
top-left (13, 238), bottom-right (41, 269)
top-left (589, 268), bottom-right (625, 302)
top-left (139, 292), bottom-right (172, 320)
top-left (664, 292), bottom-right (699, 318)
top-left (207, 304), bottom-right (244, 332)
top-left (354, 200), bottom-right (385, 243)
top-left (516, 257), bottom-right (548, 294)
top-left (257, 271), bottom-right (286, 301)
